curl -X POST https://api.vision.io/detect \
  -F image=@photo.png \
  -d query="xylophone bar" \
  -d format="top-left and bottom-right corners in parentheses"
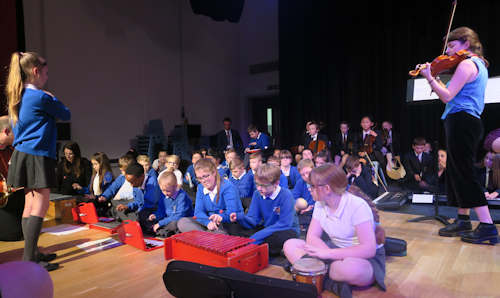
top-left (164, 231), bottom-right (269, 273)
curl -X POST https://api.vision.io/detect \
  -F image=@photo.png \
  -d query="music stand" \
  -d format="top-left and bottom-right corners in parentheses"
top-left (407, 194), bottom-right (450, 226)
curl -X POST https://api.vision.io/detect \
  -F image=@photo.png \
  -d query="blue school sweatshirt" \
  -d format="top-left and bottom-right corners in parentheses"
top-left (127, 188), bottom-right (146, 212)
top-left (217, 166), bottom-right (229, 179)
top-left (13, 88), bottom-right (71, 159)
top-left (83, 171), bottom-right (114, 195)
top-left (101, 174), bottom-right (125, 200)
top-left (154, 189), bottom-right (193, 227)
top-left (183, 165), bottom-right (199, 187)
top-left (236, 186), bottom-right (300, 244)
top-left (229, 171), bottom-right (254, 198)
top-left (143, 168), bottom-right (160, 209)
top-left (246, 132), bottom-right (270, 151)
top-left (292, 177), bottom-right (315, 206)
top-left (283, 166), bottom-right (301, 189)
top-left (194, 180), bottom-right (243, 227)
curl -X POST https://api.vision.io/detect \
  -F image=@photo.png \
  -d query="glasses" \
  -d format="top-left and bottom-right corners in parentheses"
top-left (310, 183), bottom-right (327, 190)
top-left (280, 156), bottom-right (292, 160)
top-left (196, 172), bottom-right (213, 181)
top-left (255, 182), bottom-right (273, 188)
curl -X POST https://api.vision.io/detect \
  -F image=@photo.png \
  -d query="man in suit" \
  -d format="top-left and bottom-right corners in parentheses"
top-left (402, 137), bottom-right (437, 192)
top-left (215, 117), bottom-right (244, 155)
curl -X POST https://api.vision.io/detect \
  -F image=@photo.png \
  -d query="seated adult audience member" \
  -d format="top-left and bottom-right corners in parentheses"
top-left (283, 164), bottom-right (385, 297)
top-left (345, 156), bottom-right (379, 199)
top-left (402, 137), bottom-right (437, 193)
top-left (146, 171), bottom-right (193, 237)
top-left (229, 164), bottom-right (299, 256)
top-left (215, 117), bottom-right (244, 154)
top-left (56, 141), bottom-right (92, 195)
top-left (177, 158), bottom-right (243, 233)
top-left (0, 115), bottom-right (24, 241)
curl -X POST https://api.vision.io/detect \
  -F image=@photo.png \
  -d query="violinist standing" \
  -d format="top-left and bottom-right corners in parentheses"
top-left (418, 27), bottom-right (498, 244)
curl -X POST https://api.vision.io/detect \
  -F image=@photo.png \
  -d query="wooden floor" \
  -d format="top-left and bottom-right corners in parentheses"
top-left (1, 212), bottom-right (499, 298)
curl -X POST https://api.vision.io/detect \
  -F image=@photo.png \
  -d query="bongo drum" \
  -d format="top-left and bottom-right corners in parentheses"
top-left (291, 257), bottom-right (327, 295)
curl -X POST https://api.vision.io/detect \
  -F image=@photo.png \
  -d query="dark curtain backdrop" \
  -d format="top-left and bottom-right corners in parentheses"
top-left (279, 0), bottom-right (500, 157)
top-left (0, 0), bottom-right (25, 113)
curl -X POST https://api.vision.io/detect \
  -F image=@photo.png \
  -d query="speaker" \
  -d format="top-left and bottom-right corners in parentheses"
top-left (189, 0), bottom-right (245, 23)
top-left (163, 261), bottom-right (317, 298)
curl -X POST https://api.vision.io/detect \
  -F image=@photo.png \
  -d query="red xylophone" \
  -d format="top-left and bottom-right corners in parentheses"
top-left (164, 231), bottom-right (269, 273)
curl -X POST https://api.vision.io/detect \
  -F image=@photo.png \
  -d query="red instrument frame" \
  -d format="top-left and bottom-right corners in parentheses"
top-left (164, 231), bottom-right (269, 273)
top-left (117, 220), bottom-right (164, 251)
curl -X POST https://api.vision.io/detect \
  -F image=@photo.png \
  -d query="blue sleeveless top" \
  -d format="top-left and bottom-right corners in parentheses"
top-left (441, 56), bottom-right (488, 120)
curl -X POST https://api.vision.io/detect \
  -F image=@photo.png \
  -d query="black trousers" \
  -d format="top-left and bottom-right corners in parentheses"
top-left (444, 112), bottom-right (487, 208)
top-left (226, 224), bottom-right (297, 256)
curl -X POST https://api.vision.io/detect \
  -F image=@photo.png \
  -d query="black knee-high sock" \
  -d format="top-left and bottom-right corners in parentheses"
top-left (21, 217), bottom-right (29, 238)
top-left (23, 215), bottom-right (43, 262)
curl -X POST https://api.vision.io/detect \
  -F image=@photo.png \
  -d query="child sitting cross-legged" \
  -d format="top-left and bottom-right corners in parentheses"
top-left (229, 164), bottom-right (300, 256)
top-left (114, 163), bottom-right (147, 221)
top-left (228, 157), bottom-right (254, 210)
top-left (145, 171), bottom-right (193, 237)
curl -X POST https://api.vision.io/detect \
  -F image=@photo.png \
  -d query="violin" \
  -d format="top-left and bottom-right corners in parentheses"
top-left (309, 139), bottom-right (327, 154)
top-left (409, 0), bottom-right (465, 78)
top-left (409, 49), bottom-right (474, 77)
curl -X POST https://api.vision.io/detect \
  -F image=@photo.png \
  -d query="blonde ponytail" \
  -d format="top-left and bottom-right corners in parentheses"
top-left (5, 51), bottom-right (45, 126)
top-left (5, 53), bottom-right (24, 126)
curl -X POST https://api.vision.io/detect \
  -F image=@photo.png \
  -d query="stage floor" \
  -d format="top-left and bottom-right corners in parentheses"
top-left (1, 211), bottom-right (499, 298)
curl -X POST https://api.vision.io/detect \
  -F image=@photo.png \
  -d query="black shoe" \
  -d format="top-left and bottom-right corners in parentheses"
top-left (37, 252), bottom-right (57, 262)
top-left (38, 261), bottom-right (60, 271)
top-left (461, 223), bottom-right (499, 245)
top-left (438, 219), bottom-right (472, 237)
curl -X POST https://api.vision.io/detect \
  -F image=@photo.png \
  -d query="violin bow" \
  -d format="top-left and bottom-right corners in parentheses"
top-left (442, 0), bottom-right (458, 55)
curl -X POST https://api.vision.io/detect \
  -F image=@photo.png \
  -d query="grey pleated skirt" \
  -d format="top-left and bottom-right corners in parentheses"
top-left (7, 150), bottom-right (57, 189)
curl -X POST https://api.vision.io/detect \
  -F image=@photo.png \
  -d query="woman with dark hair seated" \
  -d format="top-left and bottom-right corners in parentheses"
top-left (56, 141), bottom-right (92, 195)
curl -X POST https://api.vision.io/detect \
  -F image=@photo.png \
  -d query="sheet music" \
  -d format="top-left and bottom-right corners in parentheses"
top-left (412, 194), bottom-right (434, 204)
top-left (144, 238), bottom-right (164, 247)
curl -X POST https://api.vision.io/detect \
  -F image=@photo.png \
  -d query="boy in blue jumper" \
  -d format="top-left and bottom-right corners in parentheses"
top-left (292, 159), bottom-right (315, 228)
top-left (266, 155), bottom-right (291, 189)
top-left (146, 171), bottom-right (193, 237)
top-left (280, 150), bottom-right (301, 189)
top-left (115, 163), bottom-right (147, 221)
top-left (244, 124), bottom-right (270, 154)
top-left (228, 157), bottom-right (254, 210)
top-left (184, 151), bottom-right (202, 189)
top-left (97, 155), bottom-right (135, 205)
top-left (230, 164), bottom-right (299, 256)
top-left (177, 158), bottom-right (243, 233)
